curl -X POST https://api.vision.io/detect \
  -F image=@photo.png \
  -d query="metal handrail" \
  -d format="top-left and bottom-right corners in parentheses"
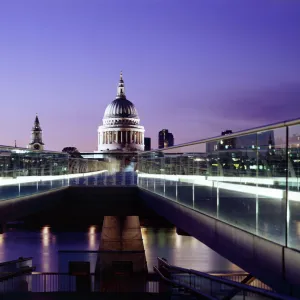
top-left (157, 257), bottom-right (295, 300)
top-left (141, 117), bottom-right (300, 153)
top-left (0, 257), bottom-right (32, 267)
top-left (154, 266), bottom-right (216, 299)
top-left (0, 267), bottom-right (36, 281)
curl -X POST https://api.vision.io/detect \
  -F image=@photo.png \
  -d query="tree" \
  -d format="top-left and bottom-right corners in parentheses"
top-left (62, 147), bottom-right (82, 158)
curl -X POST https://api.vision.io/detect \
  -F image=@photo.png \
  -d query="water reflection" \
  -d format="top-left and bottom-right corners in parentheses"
top-left (42, 226), bottom-right (50, 235)
top-left (0, 225), bottom-right (242, 273)
top-left (89, 225), bottom-right (96, 235)
top-left (175, 230), bottom-right (182, 248)
top-left (141, 226), bottom-right (243, 273)
top-left (41, 226), bottom-right (52, 272)
top-left (89, 225), bottom-right (96, 248)
top-left (296, 222), bottom-right (300, 236)
top-left (42, 226), bottom-right (50, 248)
top-left (0, 234), bottom-right (4, 262)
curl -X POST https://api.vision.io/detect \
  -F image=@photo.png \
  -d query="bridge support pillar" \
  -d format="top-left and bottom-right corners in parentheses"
top-left (96, 216), bottom-right (147, 292)
top-left (96, 216), bottom-right (147, 275)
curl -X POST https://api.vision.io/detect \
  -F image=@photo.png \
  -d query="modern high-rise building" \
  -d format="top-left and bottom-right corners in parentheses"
top-left (28, 114), bottom-right (44, 150)
top-left (218, 130), bottom-right (235, 150)
top-left (144, 137), bottom-right (151, 151)
top-left (158, 129), bottom-right (174, 149)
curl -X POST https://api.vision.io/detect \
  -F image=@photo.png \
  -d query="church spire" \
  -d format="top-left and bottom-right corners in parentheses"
top-left (29, 114), bottom-right (44, 150)
top-left (116, 71), bottom-right (126, 99)
top-left (33, 113), bottom-right (41, 131)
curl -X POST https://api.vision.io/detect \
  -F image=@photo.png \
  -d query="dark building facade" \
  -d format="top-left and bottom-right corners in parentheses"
top-left (144, 137), bottom-right (151, 151)
top-left (158, 129), bottom-right (174, 149)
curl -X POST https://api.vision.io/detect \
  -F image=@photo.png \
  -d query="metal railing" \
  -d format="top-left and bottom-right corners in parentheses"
top-left (210, 273), bottom-right (272, 290)
top-left (0, 267), bottom-right (36, 293)
top-left (137, 117), bottom-right (300, 251)
top-left (155, 257), bottom-right (296, 300)
top-left (0, 272), bottom-right (159, 293)
top-left (0, 161), bottom-right (138, 203)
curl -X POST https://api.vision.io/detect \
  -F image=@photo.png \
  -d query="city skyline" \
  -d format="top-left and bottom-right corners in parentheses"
top-left (0, 0), bottom-right (300, 151)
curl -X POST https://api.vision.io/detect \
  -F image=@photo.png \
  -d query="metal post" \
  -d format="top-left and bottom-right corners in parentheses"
top-left (256, 133), bottom-right (259, 236)
top-left (256, 193), bottom-right (259, 235)
top-left (285, 126), bottom-right (289, 248)
top-left (217, 181), bottom-right (219, 219)
top-left (192, 183), bottom-right (195, 208)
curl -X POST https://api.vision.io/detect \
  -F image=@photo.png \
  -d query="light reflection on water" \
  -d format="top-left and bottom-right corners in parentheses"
top-left (141, 227), bottom-right (243, 273)
top-left (0, 225), bottom-right (242, 273)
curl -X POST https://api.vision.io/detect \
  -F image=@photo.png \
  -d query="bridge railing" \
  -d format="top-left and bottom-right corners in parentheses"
top-left (0, 146), bottom-right (111, 201)
top-left (137, 118), bottom-right (300, 251)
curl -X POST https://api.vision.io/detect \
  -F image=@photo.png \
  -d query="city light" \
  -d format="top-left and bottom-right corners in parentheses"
top-left (89, 225), bottom-right (96, 235)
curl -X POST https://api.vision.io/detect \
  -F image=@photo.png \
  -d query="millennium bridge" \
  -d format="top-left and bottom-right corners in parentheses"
top-left (0, 118), bottom-right (300, 298)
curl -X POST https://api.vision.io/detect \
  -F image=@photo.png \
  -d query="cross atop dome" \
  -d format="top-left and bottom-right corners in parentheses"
top-left (116, 71), bottom-right (126, 99)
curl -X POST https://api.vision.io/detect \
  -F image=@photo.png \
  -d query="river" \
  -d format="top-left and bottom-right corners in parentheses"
top-left (0, 224), bottom-right (243, 274)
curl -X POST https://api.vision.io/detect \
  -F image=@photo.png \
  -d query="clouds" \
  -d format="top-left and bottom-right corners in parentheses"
top-left (215, 82), bottom-right (300, 124)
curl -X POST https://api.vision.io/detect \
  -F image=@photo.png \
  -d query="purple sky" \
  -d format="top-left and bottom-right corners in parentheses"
top-left (0, 0), bottom-right (300, 151)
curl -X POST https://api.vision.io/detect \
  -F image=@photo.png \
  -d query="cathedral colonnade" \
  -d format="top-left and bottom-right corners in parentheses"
top-left (99, 130), bottom-right (144, 145)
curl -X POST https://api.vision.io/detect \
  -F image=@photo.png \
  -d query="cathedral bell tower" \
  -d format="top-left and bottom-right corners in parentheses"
top-left (28, 114), bottom-right (44, 150)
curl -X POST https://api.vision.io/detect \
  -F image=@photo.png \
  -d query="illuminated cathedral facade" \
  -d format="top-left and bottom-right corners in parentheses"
top-left (97, 72), bottom-right (145, 152)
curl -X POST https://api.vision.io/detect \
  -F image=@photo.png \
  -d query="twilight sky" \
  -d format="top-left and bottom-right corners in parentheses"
top-left (0, 0), bottom-right (300, 151)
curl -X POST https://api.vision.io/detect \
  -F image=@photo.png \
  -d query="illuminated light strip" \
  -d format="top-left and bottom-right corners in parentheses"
top-left (209, 176), bottom-right (300, 185)
top-left (182, 176), bottom-right (213, 187)
top-left (207, 176), bottom-right (275, 185)
top-left (140, 174), bottom-right (299, 185)
top-left (138, 173), bottom-right (300, 202)
top-left (0, 170), bottom-right (108, 186)
top-left (138, 174), bottom-right (180, 182)
top-left (139, 173), bottom-right (299, 185)
top-left (217, 182), bottom-right (283, 199)
top-left (288, 191), bottom-right (300, 202)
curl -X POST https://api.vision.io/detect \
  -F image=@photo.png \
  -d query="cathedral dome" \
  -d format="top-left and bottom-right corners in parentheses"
top-left (104, 98), bottom-right (139, 119)
top-left (97, 72), bottom-right (145, 152)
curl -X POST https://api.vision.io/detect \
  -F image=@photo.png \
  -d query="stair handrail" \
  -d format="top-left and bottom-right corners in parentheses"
top-left (153, 266), bottom-right (216, 300)
top-left (157, 257), bottom-right (295, 300)
top-left (0, 266), bottom-right (36, 282)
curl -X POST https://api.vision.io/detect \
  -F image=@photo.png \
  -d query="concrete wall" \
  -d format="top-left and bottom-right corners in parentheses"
top-left (138, 188), bottom-right (300, 297)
